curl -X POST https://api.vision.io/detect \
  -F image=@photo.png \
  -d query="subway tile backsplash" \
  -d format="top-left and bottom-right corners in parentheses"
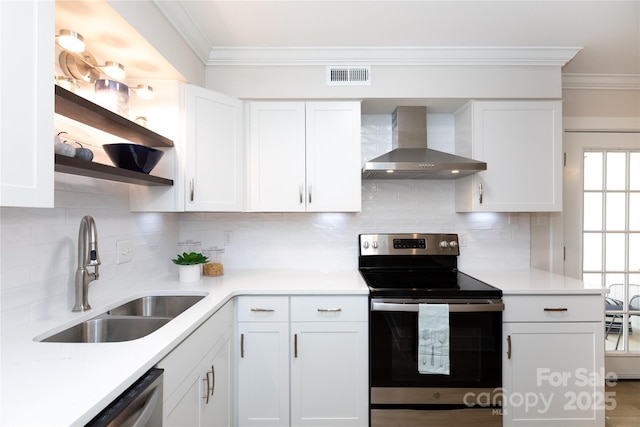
top-left (1, 114), bottom-right (530, 325)
top-left (181, 114), bottom-right (530, 271)
top-left (0, 174), bottom-right (179, 326)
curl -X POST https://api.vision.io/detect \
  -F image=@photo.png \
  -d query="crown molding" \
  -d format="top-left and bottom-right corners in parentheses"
top-left (152, 6), bottom-right (582, 69)
top-left (153, 0), bottom-right (211, 64)
top-left (562, 73), bottom-right (640, 90)
top-left (206, 46), bottom-right (582, 67)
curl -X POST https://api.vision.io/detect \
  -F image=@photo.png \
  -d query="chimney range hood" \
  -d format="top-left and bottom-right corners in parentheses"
top-left (362, 106), bottom-right (487, 179)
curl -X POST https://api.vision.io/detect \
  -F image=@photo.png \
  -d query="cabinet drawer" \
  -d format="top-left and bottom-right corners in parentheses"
top-left (291, 295), bottom-right (368, 322)
top-left (237, 296), bottom-right (289, 321)
top-left (503, 295), bottom-right (603, 322)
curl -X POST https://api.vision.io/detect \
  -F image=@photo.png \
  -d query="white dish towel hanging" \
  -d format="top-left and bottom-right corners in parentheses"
top-left (418, 303), bottom-right (450, 375)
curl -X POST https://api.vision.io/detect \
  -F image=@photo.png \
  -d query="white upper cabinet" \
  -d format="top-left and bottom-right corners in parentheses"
top-left (1, 1), bottom-right (54, 208)
top-left (455, 100), bottom-right (563, 212)
top-left (130, 84), bottom-right (244, 212)
top-left (185, 85), bottom-right (244, 212)
top-left (248, 101), bottom-right (361, 212)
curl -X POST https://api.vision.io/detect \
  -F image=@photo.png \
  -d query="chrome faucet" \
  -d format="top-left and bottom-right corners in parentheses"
top-left (73, 215), bottom-right (101, 312)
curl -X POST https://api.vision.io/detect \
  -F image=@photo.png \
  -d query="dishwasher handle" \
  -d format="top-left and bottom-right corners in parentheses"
top-left (130, 386), bottom-right (161, 427)
top-left (85, 368), bottom-right (163, 427)
top-left (371, 299), bottom-right (504, 313)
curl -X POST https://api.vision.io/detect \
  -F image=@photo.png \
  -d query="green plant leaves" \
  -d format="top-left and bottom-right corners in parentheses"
top-left (171, 252), bottom-right (209, 265)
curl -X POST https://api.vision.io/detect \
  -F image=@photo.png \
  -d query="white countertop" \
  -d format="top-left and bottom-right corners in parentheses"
top-left (0, 267), bottom-right (602, 426)
top-left (1, 269), bottom-right (368, 427)
top-left (465, 268), bottom-right (606, 295)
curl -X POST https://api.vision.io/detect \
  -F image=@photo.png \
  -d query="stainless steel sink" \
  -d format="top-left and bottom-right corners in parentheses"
top-left (39, 294), bottom-right (206, 343)
top-left (107, 295), bottom-right (205, 318)
top-left (41, 317), bottom-right (171, 343)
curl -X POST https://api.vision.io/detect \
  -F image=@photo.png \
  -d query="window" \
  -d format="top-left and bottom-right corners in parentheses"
top-left (582, 150), bottom-right (640, 351)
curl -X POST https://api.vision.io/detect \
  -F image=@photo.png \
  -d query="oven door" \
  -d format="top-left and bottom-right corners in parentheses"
top-left (370, 298), bottom-right (503, 400)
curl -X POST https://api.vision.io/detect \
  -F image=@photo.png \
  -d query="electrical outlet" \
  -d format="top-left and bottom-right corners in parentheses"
top-left (224, 231), bottom-right (233, 246)
top-left (116, 240), bottom-right (133, 264)
top-left (459, 233), bottom-right (468, 247)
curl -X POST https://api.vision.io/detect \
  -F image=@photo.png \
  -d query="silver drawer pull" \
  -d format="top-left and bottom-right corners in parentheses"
top-left (543, 307), bottom-right (568, 312)
top-left (251, 308), bottom-right (275, 312)
top-left (317, 308), bottom-right (342, 313)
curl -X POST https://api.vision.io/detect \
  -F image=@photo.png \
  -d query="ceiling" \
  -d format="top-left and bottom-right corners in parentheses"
top-left (171, 0), bottom-right (639, 76)
top-left (56, 1), bottom-right (639, 113)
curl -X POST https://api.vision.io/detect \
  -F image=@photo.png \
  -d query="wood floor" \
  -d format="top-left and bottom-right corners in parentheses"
top-left (605, 380), bottom-right (640, 427)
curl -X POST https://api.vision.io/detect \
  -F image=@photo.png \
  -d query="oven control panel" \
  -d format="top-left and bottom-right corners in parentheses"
top-left (359, 233), bottom-right (460, 256)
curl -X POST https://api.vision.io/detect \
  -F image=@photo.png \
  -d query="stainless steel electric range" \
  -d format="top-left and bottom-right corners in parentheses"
top-left (359, 233), bottom-right (504, 427)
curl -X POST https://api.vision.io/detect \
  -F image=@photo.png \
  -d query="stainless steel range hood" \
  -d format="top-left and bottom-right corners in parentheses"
top-left (362, 106), bottom-right (487, 179)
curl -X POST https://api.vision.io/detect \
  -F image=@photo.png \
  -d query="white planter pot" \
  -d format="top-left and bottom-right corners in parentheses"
top-left (178, 264), bottom-right (201, 283)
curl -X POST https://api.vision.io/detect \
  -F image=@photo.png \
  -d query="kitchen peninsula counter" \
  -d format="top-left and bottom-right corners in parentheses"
top-left (1, 269), bottom-right (368, 427)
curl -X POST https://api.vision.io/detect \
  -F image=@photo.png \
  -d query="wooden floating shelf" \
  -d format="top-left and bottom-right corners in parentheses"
top-left (54, 85), bottom-right (174, 148)
top-left (55, 155), bottom-right (173, 187)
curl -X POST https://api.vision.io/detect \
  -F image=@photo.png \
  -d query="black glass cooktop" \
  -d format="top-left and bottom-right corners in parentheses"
top-left (360, 270), bottom-right (502, 298)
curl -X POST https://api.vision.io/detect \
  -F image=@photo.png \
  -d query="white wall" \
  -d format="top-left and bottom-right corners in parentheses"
top-left (0, 174), bottom-right (179, 327)
top-left (180, 114), bottom-right (531, 272)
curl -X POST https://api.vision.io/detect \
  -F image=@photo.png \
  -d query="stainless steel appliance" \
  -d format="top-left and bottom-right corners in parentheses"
top-left (86, 368), bottom-right (163, 427)
top-left (361, 107), bottom-right (487, 179)
top-left (359, 233), bottom-right (503, 426)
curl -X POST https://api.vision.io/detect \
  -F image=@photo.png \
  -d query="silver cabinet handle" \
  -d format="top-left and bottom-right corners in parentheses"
top-left (294, 333), bottom-right (298, 358)
top-left (308, 184), bottom-right (312, 204)
top-left (250, 308), bottom-right (275, 312)
top-left (317, 308), bottom-right (342, 313)
top-left (190, 178), bottom-right (195, 202)
top-left (544, 307), bottom-right (568, 312)
top-left (478, 183), bottom-right (483, 204)
top-left (203, 370), bottom-right (211, 404)
top-left (240, 333), bottom-right (244, 358)
top-left (299, 185), bottom-right (303, 204)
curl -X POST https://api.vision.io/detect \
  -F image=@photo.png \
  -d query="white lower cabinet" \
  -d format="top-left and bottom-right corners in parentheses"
top-left (237, 295), bottom-right (369, 427)
top-left (502, 294), bottom-right (605, 426)
top-left (158, 301), bottom-right (234, 426)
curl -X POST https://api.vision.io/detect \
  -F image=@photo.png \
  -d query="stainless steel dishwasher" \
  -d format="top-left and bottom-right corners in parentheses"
top-left (85, 368), bottom-right (163, 427)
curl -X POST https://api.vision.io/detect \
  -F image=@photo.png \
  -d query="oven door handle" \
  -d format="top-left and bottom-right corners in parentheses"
top-left (371, 300), bottom-right (504, 313)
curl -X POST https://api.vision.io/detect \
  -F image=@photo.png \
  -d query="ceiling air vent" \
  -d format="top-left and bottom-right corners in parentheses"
top-left (326, 66), bottom-right (371, 86)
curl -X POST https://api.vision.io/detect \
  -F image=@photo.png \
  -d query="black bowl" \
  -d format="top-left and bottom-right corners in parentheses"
top-left (103, 143), bottom-right (164, 174)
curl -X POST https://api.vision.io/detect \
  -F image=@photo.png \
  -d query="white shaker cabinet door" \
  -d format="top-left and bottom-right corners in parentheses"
top-left (502, 322), bottom-right (604, 426)
top-left (305, 102), bottom-right (361, 212)
top-left (1, 1), bottom-right (54, 207)
top-left (237, 321), bottom-right (290, 426)
top-left (248, 102), bottom-right (306, 212)
top-left (185, 84), bottom-right (244, 211)
top-left (201, 333), bottom-right (233, 427)
top-left (290, 321), bottom-right (368, 426)
top-left (455, 101), bottom-right (562, 212)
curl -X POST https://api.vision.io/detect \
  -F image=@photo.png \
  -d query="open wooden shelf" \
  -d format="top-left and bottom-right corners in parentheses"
top-left (54, 85), bottom-right (174, 148)
top-left (54, 85), bottom-right (174, 187)
top-left (55, 155), bottom-right (173, 186)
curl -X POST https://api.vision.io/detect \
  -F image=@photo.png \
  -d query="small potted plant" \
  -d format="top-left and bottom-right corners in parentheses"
top-left (172, 252), bottom-right (209, 283)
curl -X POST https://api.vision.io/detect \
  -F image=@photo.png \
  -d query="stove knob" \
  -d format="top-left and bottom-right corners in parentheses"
top-left (372, 241), bottom-right (378, 249)
top-left (439, 241), bottom-right (449, 249)
top-left (449, 240), bottom-right (458, 249)
top-left (363, 241), bottom-right (370, 249)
